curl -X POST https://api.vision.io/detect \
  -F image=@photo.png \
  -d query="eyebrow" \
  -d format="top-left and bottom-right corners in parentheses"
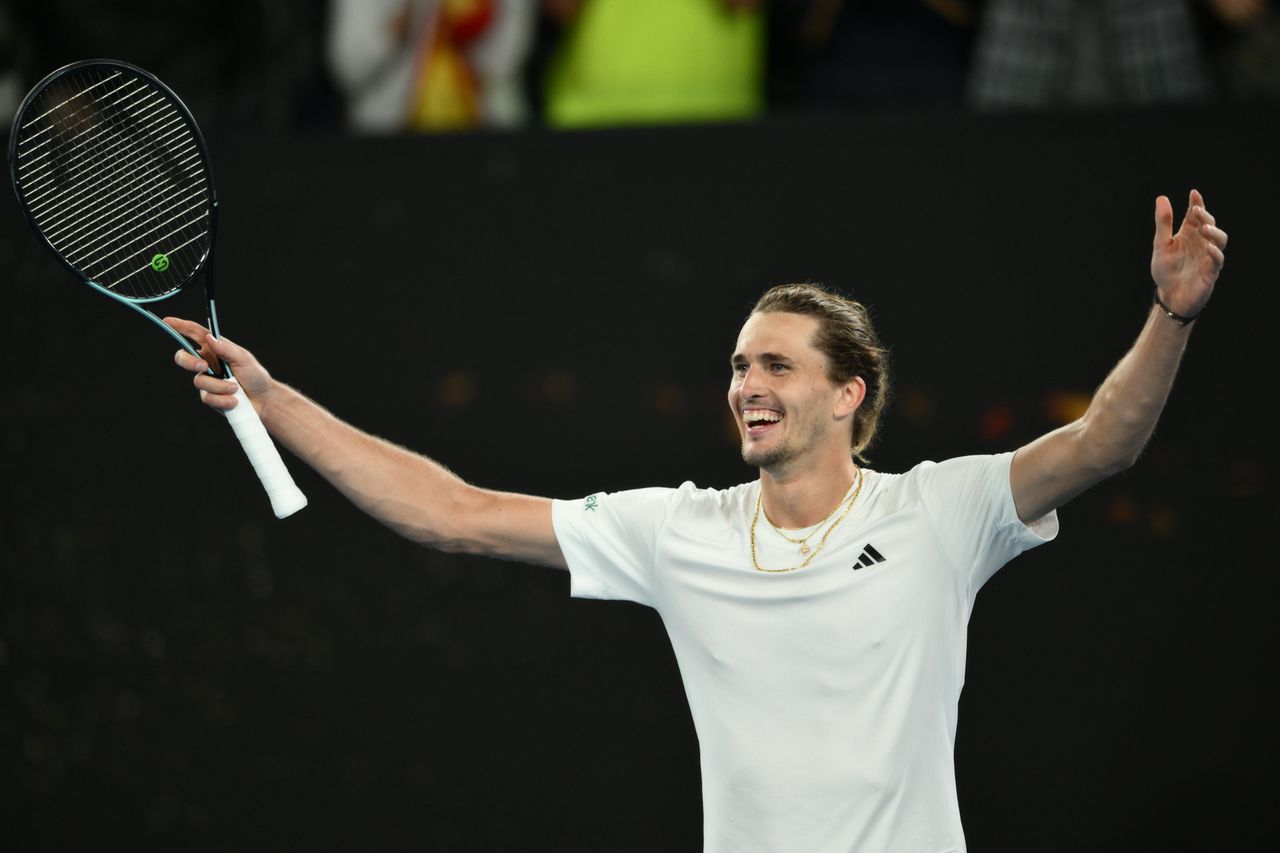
top-left (730, 351), bottom-right (794, 365)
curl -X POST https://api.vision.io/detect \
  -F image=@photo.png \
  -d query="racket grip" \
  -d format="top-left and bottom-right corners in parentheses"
top-left (222, 382), bottom-right (308, 518)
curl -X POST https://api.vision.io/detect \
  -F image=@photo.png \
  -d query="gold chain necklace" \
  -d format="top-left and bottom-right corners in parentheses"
top-left (762, 478), bottom-right (857, 556)
top-left (750, 467), bottom-right (864, 573)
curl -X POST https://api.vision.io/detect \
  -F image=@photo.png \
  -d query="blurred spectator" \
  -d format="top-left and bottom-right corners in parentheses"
top-left (328, 0), bottom-right (536, 132)
top-left (540, 0), bottom-right (764, 128)
top-left (0, 5), bottom-right (22, 128)
top-left (769, 0), bottom-right (976, 113)
top-left (1199, 0), bottom-right (1280, 101)
top-left (2, 1), bottom-right (339, 135)
top-left (968, 0), bottom-right (1214, 110)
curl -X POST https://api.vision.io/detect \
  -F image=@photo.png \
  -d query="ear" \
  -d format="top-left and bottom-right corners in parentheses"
top-left (834, 376), bottom-right (867, 420)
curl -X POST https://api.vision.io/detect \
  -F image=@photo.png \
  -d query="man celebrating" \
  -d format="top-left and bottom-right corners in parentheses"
top-left (167, 191), bottom-right (1226, 851)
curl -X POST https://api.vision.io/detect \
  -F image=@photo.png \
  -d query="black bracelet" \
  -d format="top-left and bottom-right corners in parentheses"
top-left (1153, 287), bottom-right (1198, 326)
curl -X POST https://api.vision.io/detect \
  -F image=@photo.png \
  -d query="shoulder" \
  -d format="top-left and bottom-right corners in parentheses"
top-left (899, 452), bottom-right (1015, 488)
top-left (645, 480), bottom-right (758, 534)
top-left (870, 452), bottom-right (1016, 508)
top-left (559, 480), bottom-right (755, 523)
top-left (668, 479), bottom-right (757, 516)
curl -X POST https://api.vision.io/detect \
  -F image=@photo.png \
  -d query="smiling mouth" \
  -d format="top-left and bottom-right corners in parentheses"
top-left (743, 409), bottom-right (784, 436)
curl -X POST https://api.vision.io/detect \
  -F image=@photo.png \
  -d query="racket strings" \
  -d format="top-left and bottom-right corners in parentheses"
top-left (34, 101), bottom-right (198, 258)
top-left (51, 71), bottom-right (205, 296)
top-left (23, 85), bottom-right (187, 220)
top-left (22, 78), bottom-right (157, 162)
top-left (14, 66), bottom-right (212, 300)
top-left (22, 76), bottom-right (173, 217)
top-left (24, 71), bottom-right (201, 299)
top-left (17, 71), bottom-right (133, 158)
top-left (44, 147), bottom-right (203, 262)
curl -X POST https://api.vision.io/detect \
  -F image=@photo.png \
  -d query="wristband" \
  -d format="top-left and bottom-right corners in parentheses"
top-left (1153, 287), bottom-right (1198, 326)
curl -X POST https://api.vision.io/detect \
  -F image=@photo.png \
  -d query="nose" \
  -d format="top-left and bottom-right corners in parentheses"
top-left (739, 364), bottom-right (766, 399)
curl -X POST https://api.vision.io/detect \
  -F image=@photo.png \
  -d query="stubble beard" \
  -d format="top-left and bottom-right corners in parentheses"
top-left (741, 436), bottom-right (795, 471)
top-left (740, 415), bottom-right (824, 473)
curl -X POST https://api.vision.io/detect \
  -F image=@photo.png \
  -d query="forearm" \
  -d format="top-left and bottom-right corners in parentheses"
top-left (259, 381), bottom-right (479, 549)
top-left (1077, 304), bottom-right (1192, 471)
top-left (1011, 191), bottom-right (1223, 522)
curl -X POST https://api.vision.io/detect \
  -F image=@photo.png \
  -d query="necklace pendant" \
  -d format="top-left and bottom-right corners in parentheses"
top-left (799, 544), bottom-right (811, 556)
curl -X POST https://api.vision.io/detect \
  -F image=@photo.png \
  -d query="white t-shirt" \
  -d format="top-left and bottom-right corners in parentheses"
top-left (551, 452), bottom-right (1058, 853)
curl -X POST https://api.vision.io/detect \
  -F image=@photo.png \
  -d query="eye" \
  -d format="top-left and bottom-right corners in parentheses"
top-left (732, 363), bottom-right (748, 375)
top-left (769, 363), bottom-right (787, 373)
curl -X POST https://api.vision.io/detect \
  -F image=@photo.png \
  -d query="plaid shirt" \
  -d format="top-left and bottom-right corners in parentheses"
top-left (969, 0), bottom-right (1213, 108)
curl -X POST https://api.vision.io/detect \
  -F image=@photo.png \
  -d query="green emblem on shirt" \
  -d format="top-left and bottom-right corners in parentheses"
top-left (584, 494), bottom-right (599, 512)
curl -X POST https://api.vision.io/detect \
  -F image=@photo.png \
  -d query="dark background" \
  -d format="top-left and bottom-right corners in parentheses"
top-left (3, 109), bottom-right (1277, 851)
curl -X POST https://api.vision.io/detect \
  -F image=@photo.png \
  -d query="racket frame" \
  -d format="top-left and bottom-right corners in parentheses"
top-left (8, 58), bottom-right (227, 378)
top-left (9, 58), bottom-right (306, 518)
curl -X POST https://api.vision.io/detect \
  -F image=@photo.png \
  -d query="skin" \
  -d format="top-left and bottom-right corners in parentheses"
top-left (1009, 190), bottom-right (1227, 523)
top-left (167, 190), bottom-right (1227, 560)
top-left (729, 311), bottom-right (867, 529)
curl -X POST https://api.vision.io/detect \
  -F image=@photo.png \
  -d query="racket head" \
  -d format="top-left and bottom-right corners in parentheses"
top-left (9, 59), bottom-right (218, 303)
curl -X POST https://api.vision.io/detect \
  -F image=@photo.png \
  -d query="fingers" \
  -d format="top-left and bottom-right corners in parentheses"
top-left (1202, 223), bottom-right (1228, 249)
top-left (1191, 203), bottom-right (1216, 228)
top-left (178, 358), bottom-right (241, 410)
top-left (1176, 190), bottom-right (1224, 246)
top-left (193, 372), bottom-right (241, 410)
top-left (173, 348), bottom-right (214, 373)
top-left (1187, 189), bottom-right (1227, 272)
top-left (1187, 189), bottom-right (1218, 228)
top-left (198, 388), bottom-right (240, 411)
top-left (163, 316), bottom-right (246, 360)
top-left (193, 371), bottom-right (238, 395)
top-left (1207, 243), bottom-right (1225, 270)
top-left (203, 332), bottom-right (249, 366)
top-left (165, 316), bottom-right (252, 411)
top-left (166, 316), bottom-right (220, 375)
top-left (1186, 195), bottom-right (1226, 250)
top-left (1154, 195), bottom-right (1174, 243)
top-left (163, 316), bottom-right (209, 339)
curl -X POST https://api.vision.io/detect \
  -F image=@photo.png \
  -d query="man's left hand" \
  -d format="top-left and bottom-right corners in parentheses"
top-left (1151, 189), bottom-right (1228, 319)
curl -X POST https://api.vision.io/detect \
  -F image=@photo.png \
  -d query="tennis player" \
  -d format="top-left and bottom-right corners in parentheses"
top-left (167, 190), bottom-right (1225, 851)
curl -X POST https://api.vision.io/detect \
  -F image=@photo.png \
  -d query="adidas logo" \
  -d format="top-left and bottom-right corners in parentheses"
top-left (852, 543), bottom-right (886, 570)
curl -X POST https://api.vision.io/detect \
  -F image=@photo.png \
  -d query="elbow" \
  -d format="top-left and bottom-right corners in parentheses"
top-left (421, 485), bottom-right (489, 556)
top-left (1113, 450), bottom-right (1143, 474)
top-left (402, 524), bottom-right (478, 555)
top-left (365, 486), bottom-right (485, 555)
top-left (1093, 454), bottom-right (1139, 483)
top-left (375, 512), bottom-right (458, 552)
top-left (1076, 414), bottom-right (1143, 478)
top-left (431, 533), bottom-right (477, 555)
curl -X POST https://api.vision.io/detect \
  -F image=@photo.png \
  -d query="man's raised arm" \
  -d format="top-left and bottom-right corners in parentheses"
top-left (1010, 189), bottom-right (1228, 524)
top-left (165, 317), bottom-right (567, 570)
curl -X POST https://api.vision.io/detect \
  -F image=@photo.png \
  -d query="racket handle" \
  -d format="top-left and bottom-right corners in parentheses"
top-left (222, 382), bottom-right (308, 518)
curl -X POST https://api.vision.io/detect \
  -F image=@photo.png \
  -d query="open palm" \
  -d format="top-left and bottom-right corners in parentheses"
top-left (1151, 189), bottom-right (1228, 319)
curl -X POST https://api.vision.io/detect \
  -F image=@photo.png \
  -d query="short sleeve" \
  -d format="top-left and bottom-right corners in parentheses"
top-left (912, 451), bottom-right (1058, 591)
top-left (552, 487), bottom-right (674, 607)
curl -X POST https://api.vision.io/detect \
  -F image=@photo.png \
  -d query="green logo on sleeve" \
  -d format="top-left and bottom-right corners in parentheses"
top-left (584, 494), bottom-right (599, 512)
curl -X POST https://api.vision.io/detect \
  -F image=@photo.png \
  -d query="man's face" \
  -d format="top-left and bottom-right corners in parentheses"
top-left (728, 312), bottom-right (850, 472)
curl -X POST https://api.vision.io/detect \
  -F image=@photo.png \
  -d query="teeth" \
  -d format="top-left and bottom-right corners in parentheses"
top-left (744, 410), bottom-right (783, 424)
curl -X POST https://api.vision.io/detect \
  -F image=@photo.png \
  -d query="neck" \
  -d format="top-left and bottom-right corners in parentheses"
top-left (759, 452), bottom-right (860, 529)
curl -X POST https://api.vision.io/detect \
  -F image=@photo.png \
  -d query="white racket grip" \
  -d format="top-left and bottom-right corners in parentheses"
top-left (222, 381), bottom-right (308, 518)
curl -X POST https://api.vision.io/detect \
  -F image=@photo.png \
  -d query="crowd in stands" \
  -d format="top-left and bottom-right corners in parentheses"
top-left (2, 0), bottom-right (1278, 135)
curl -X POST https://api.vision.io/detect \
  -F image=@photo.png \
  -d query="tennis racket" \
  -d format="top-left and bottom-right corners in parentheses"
top-left (8, 59), bottom-right (307, 519)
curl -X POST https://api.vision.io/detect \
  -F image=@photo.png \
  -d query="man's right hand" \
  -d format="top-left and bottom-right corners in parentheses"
top-left (162, 316), bottom-right (567, 568)
top-left (164, 316), bottom-right (275, 417)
